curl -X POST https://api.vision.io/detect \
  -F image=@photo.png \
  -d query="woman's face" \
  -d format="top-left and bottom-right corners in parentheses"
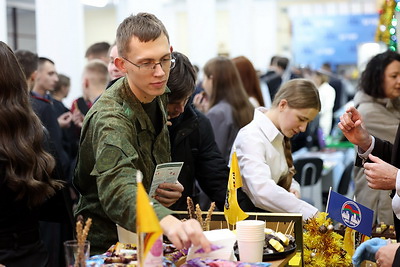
top-left (202, 75), bottom-right (213, 97)
top-left (383, 60), bottom-right (400, 99)
top-left (278, 100), bottom-right (319, 138)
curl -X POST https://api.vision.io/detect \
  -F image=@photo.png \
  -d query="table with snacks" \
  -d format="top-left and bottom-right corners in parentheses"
top-left (85, 211), bottom-right (303, 267)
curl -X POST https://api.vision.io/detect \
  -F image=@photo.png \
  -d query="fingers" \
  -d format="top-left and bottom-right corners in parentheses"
top-left (338, 112), bottom-right (355, 132)
top-left (182, 219), bottom-right (211, 252)
top-left (160, 216), bottom-right (211, 252)
top-left (157, 182), bottom-right (184, 192)
top-left (368, 154), bottom-right (381, 163)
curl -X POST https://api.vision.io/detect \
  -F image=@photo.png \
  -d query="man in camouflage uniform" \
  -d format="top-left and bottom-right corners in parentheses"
top-left (73, 13), bottom-right (211, 255)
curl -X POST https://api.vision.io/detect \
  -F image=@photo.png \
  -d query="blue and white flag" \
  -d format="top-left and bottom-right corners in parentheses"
top-left (326, 189), bottom-right (374, 236)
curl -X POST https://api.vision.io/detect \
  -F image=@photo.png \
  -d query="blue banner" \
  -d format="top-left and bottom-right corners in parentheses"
top-left (292, 14), bottom-right (378, 70)
top-left (326, 190), bottom-right (374, 236)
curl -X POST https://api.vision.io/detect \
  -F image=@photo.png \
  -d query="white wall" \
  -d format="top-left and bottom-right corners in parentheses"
top-left (36, 0), bottom-right (85, 107)
top-left (0, 0), bottom-right (7, 42)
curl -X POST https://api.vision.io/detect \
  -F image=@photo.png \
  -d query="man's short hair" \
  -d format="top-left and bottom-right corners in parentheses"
top-left (167, 51), bottom-right (196, 102)
top-left (15, 50), bottom-right (38, 79)
top-left (84, 59), bottom-right (110, 86)
top-left (116, 12), bottom-right (169, 58)
top-left (85, 41), bottom-right (111, 59)
top-left (38, 57), bottom-right (55, 68)
top-left (277, 57), bottom-right (289, 71)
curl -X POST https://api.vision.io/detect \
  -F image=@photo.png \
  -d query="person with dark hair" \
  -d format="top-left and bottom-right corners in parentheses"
top-left (193, 56), bottom-right (254, 163)
top-left (73, 13), bottom-right (211, 255)
top-left (167, 51), bottom-right (230, 211)
top-left (232, 79), bottom-right (321, 220)
top-left (352, 50), bottom-right (400, 226)
top-left (85, 41), bottom-right (111, 64)
top-left (232, 56), bottom-right (265, 107)
top-left (14, 49), bottom-right (38, 90)
top-left (30, 57), bottom-right (71, 174)
top-left (0, 41), bottom-right (63, 266)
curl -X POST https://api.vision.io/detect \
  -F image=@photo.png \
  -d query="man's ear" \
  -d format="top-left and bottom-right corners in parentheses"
top-left (115, 57), bottom-right (128, 73)
top-left (170, 46), bottom-right (173, 53)
top-left (83, 77), bottom-right (89, 89)
top-left (30, 70), bottom-right (38, 82)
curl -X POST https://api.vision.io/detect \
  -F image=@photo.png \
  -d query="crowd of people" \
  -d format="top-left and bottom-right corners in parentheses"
top-left (2, 10), bottom-right (400, 267)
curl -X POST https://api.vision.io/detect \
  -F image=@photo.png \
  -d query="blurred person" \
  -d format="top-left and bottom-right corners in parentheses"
top-left (14, 49), bottom-right (38, 90)
top-left (108, 43), bottom-right (124, 81)
top-left (260, 56), bottom-right (289, 101)
top-left (193, 56), bottom-right (254, 163)
top-left (312, 69), bottom-right (336, 137)
top-left (0, 41), bottom-right (63, 267)
top-left (30, 57), bottom-right (70, 174)
top-left (232, 79), bottom-right (321, 220)
top-left (232, 56), bottom-right (265, 107)
top-left (85, 41), bottom-right (111, 64)
top-left (321, 62), bottom-right (344, 114)
top-left (352, 50), bottom-right (400, 226)
top-left (51, 74), bottom-right (71, 119)
top-left (71, 60), bottom-right (110, 129)
top-left (73, 12), bottom-right (211, 255)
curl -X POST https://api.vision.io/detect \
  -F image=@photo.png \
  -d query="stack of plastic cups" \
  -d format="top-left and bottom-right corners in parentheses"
top-left (236, 220), bottom-right (266, 263)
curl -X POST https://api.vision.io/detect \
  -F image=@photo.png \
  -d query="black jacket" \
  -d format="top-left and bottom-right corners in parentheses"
top-left (356, 124), bottom-right (400, 242)
top-left (168, 104), bottom-right (229, 211)
top-left (30, 94), bottom-right (70, 175)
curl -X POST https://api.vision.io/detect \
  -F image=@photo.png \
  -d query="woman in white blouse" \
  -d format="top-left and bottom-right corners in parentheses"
top-left (232, 79), bottom-right (321, 220)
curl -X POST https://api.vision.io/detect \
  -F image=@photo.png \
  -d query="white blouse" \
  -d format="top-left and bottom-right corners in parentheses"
top-left (232, 107), bottom-right (318, 220)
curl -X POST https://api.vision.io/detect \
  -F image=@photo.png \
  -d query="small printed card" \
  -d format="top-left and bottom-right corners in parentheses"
top-left (149, 162), bottom-right (183, 198)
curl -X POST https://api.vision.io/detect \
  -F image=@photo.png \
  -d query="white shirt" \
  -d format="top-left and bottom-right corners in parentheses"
top-left (232, 107), bottom-right (319, 220)
top-left (318, 82), bottom-right (336, 137)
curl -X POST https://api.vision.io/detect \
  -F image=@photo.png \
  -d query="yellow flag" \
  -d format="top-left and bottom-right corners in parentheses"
top-left (136, 171), bottom-right (163, 263)
top-left (224, 150), bottom-right (249, 225)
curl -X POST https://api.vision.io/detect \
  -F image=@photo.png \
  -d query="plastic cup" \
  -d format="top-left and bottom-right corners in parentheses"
top-left (236, 220), bottom-right (265, 262)
top-left (116, 224), bottom-right (137, 244)
top-left (64, 240), bottom-right (90, 267)
top-left (237, 239), bottom-right (264, 263)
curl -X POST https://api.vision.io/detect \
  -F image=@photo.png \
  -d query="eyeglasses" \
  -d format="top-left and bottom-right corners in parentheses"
top-left (122, 56), bottom-right (176, 71)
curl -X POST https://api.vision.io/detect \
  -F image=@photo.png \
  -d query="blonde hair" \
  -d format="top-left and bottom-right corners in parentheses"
top-left (273, 79), bottom-right (321, 191)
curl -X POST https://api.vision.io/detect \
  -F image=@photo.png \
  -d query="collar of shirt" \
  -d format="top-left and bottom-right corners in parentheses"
top-left (253, 107), bottom-right (284, 144)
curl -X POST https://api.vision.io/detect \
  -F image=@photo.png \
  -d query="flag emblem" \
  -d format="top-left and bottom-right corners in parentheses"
top-left (341, 201), bottom-right (361, 228)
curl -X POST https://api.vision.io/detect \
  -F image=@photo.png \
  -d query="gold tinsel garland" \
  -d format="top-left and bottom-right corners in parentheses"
top-left (303, 212), bottom-right (352, 267)
top-left (376, 0), bottom-right (396, 45)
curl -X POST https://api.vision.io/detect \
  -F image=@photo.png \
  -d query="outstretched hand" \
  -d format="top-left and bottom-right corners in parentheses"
top-left (160, 216), bottom-right (211, 252)
top-left (338, 106), bottom-right (371, 151)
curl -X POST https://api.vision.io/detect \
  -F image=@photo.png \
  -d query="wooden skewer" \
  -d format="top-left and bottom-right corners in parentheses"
top-left (276, 222), bottom-right (280, 232)
top-left (285, 221), bottom-right (293, 235)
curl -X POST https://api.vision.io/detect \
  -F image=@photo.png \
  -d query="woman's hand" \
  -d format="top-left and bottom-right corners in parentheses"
top-left (193, 92), bottom-right (209, 113)
top-left (160, 216), bottom-right (211, 252)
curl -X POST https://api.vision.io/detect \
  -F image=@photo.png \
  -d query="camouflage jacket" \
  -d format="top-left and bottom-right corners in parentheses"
top-left (73, 77), bottom-right (172, 254)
